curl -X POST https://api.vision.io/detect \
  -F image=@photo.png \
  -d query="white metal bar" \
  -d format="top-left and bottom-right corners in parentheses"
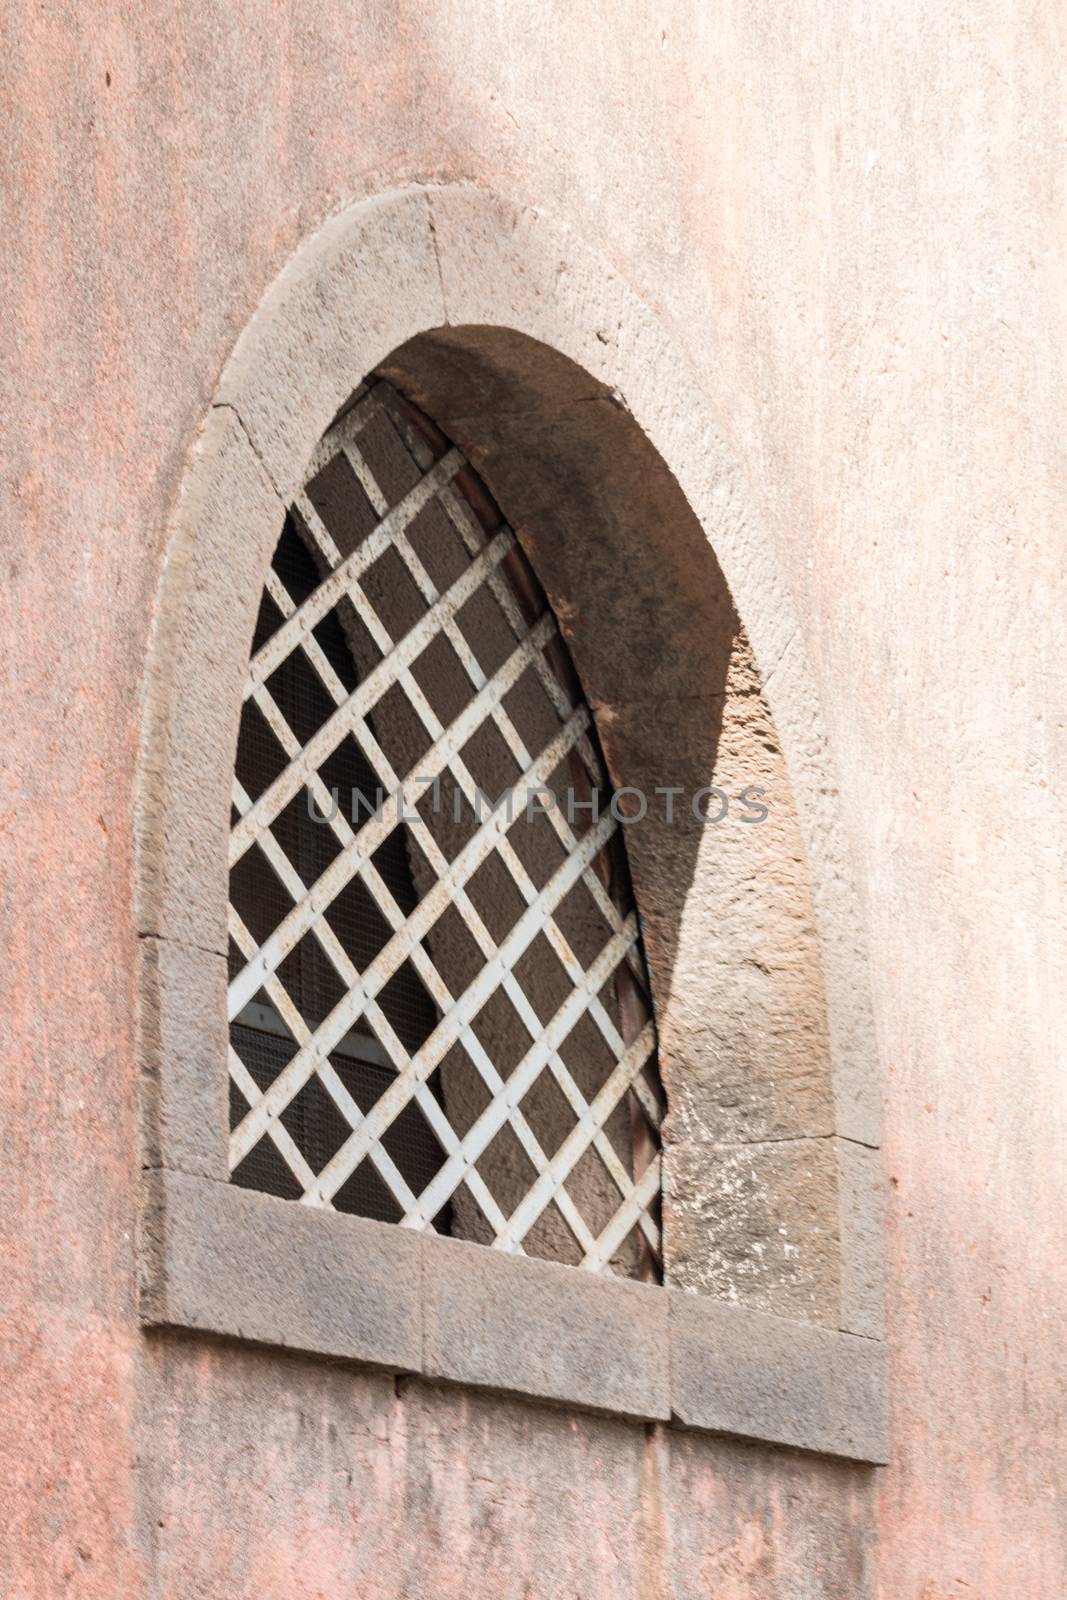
top-left (405, 915), bottom-right (642, 1228)
top-left (247, 448), bottom-right (465, 695)
top-left (232, 616), bottom-right (521, 1237)
top-left (433, 471), bottom-right (647, 987)
top-left (288, 462), bottom-right (609, 1246)
top-left (230, 805), bottom-right (509, 1236)
top-left (228, 615), bottom-right (563, 1017)
top-left (232, 806), bottom-right (616, 1187)
top-left (493, 1023), bottom-right (658, 1252)
top-left (351, 485), bottom-right (658, 1220)
top-left (229, 890), bottom-right (422, 1216)
top-left (231, 524), bottom-right (516, 863)
top-left (301, 384), bottom-right (381, 483)
top-left (579, 1156), bottom-right (662, 1274)
top-left (234, 1000), bottom-right (390, 1068)
top-left (237, 566), bottom-right (602, 1247)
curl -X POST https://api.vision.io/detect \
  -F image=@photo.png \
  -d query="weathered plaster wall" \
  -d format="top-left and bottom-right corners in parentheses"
top-left (1, 3), bottom-right (1063, 1597)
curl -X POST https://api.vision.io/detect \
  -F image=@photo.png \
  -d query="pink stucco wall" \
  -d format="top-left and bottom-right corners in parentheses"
top-left (1, 4), bottom-right (1063, 1595)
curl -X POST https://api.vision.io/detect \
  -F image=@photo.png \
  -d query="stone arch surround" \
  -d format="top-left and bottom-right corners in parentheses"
top-left (136, 183), bottom-right (886, 1461)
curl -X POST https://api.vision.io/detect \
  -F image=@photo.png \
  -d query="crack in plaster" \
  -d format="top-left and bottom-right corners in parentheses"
top-left (211, 401), bottom-right (287, 507)
top-left (422, 189), bottom-right (450, 328)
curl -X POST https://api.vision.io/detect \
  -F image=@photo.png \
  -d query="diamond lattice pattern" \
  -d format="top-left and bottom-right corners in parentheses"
top-left (227, 379), bottom-right (663, 1277)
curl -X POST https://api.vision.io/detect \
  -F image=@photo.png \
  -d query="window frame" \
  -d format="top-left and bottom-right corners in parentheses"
top-left (136, 184), bottom-right (888, 1465)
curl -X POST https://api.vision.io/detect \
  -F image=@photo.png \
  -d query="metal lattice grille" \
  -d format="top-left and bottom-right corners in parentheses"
top-left (227, 379), bottom-right (664, 1277)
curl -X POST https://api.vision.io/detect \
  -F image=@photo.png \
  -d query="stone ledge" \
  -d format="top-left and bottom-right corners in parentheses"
top-left (140, 1170), bottom-right (423, 1370)
top-left (141, 1172), bottom-right (888, 1463)
top-left (669, 1289), bottom-right (890, 1464)
top-left (422, 1230), bottom-right (670, 1421)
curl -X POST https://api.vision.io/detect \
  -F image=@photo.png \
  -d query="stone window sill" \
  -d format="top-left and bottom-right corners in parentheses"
top-left (141, 1170), bottom-right (888, 1464)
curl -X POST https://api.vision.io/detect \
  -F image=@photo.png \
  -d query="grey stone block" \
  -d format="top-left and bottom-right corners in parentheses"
top-left (422, 1232), bottom-right (670, 1421)
top-left (665, 1136), bottom-right (842, 1327)
top-left (216, 186), bottom-right (444, 503)
top-left (759, 635), bottom-right (884, 1154)
top-left (141, 1170), bottom-right (422, 1372)
top-left (669, 1288), bottom-right (889, 1463)
top-left (138, 937), bottom-right (229, 1180)
top-left (837, 1138), bottom-right (887, 1339)
top-left (136, 403), bottom-right (283, 955)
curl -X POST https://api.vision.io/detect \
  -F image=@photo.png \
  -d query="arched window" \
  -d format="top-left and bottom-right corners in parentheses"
top-left (227, 381), bottom-right (663, 1276)
top-left (138, 185), bottom-right (886, 1461)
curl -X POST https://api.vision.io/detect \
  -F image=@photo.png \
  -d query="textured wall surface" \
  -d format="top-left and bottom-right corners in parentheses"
top-left (1, 3), bottom-right (1063, 1597)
